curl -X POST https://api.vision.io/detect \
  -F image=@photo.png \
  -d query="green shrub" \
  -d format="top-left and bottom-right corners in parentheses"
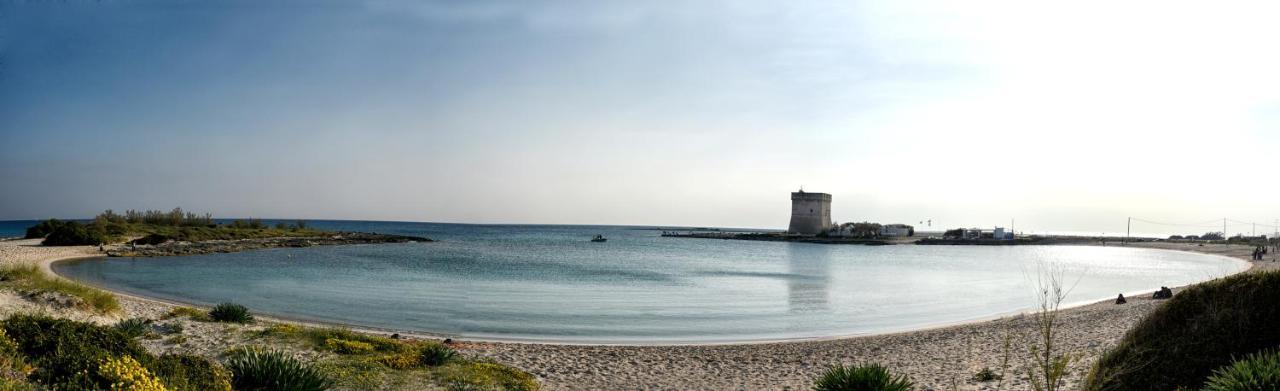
top-left (24, 219), bottom-right (68, 239)
top-left (209, 303), bottom-right (253, 323)
top-left (813, 363), bottom-right (913, 391)
top-left (436, 361), bottom-right (539, 391)
top-left (3, 314), bottom-right (151, 388)
top-left (115, 317), bottom-right (153, 338)
top-left (324, 338), bottom-right (374, 355)
top-left (225, 348), bottom-right (332, 391)
top-left (1202, 350), bottom-right (1280, 391)
top-left (151, 354), bottom-right (232, 391)
top-left (420, 342), bottom-right (457, 367)
top-left (1086, 271), bottom-right (1280, 390)
top-left (41, 221), bottom-right (108, 246)
top-left (0, 329), bottom-right (31, 382)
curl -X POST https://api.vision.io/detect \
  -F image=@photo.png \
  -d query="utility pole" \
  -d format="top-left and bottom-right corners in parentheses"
top-left (1125, 217), bottom-right (1131, 245)
top-left (1224, 218), bottom-right (1228, 243)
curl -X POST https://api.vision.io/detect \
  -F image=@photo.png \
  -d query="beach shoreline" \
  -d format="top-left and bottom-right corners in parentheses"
top-left (5, 239), bottom-right (1275, 389)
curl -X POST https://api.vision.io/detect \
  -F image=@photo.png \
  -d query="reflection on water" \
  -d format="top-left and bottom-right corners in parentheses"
top-left (786, 243), bottom-right (829, 313)
top-left (50, 222), bottom-right (1249, 343)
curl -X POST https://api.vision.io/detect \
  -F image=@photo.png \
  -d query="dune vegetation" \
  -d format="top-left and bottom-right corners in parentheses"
top-left (0, 264), bottom-right (119, 314)
top-left (1085, 270), bottom-right (1280, 390)
top-left (25, 208), bottom-right (323, 246)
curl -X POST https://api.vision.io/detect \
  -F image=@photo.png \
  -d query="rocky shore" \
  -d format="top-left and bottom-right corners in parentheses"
top-left (104, 232), bottom-right (433, 257)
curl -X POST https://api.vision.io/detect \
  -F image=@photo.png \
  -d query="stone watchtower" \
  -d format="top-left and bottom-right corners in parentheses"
top-left (788, 190), bottom-right (832, 235)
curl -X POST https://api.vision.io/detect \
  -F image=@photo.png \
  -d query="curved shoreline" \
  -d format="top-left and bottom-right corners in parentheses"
top-left (13, 239), bottom-right (1275, 389)
top-left (44, 243), bottom-right (1253, 347)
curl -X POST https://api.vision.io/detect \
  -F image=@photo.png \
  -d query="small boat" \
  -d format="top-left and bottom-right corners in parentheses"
top-left (590, 234), bottom-right (607, 242)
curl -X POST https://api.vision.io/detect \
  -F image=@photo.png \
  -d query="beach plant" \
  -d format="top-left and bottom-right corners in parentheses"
top-left (972, 367), bottom-right (1000, 382)
top-left (150, 354), bottom-right (232, 391)
top-left (0, 378), bottom-right (39, 391)
top-left (996, 320), bottom-right (1015, 389)
top-left (157, 322), bottom-right (183, 335)
top-left (99, 355), bottom-right (167, 391)
top-left (163, 335), bottom-right (187, 346)
top-left (264, 323), bottom-right (302, 335)
top-left (225, 348), bottom-right (332, 391)
top-left (299, 328), bottom-right (402, 353)
top-left (436, 361), bottom-right (540, 391)
top-left (1086, 271), bottom-right (1280, 390)
top-left (0, 264), bottom-right (119, 313)
top-left (375, 351), bottom-right (422, 370)
top-left (419, 342), bottom-right (457, 367)
top-left (208, 303), bottom-right (253, 323)
top-left (1201, 350), bottom-right (1280, 391)
top-left (311, 358), bottom-right (382, 390)
top-left (812, 363), bottom-right (913, 391)
top-left (115, 317), bottom-right (154, 338)
top-left (1026, 264), bottom-right (1076, 391)
top-left (0, 329), bottom-right (32, 382)
top-left (163, 307), bottom-right (211, 322)
top-left (3, 314), bottom-right (151, 388)
top-left (323, 338), bottom-right (374, 355)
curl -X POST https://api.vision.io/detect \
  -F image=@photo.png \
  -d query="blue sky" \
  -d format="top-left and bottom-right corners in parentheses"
top-left (3, 1), bottom-right (1279, 236)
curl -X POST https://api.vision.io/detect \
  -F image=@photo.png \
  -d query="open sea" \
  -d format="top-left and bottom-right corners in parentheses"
top-left (48, 221), bottom-right (1247, 343)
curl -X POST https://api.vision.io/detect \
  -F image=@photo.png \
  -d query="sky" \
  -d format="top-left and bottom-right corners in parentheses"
top-left (2, 0), bottom-right (1279, 236)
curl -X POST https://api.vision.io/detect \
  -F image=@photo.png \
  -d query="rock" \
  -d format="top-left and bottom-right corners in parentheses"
top-left (104, 232), bottom-right (433, 257)
top-left (1115, 294), bottom-right (1127, 304)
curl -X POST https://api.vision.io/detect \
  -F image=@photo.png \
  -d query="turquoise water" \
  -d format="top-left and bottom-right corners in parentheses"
top-left (53, 223), bottom-right (1246, 343)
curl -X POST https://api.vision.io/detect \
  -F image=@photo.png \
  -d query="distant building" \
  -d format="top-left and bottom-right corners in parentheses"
top-left (880, 224), bottom-right (915, 237)
top-left (788, 190), bottom-right (832, 235)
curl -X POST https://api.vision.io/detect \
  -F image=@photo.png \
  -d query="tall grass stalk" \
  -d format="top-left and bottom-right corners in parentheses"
top-left (1026, 264), bottom-right (1077, 391)
top-left (997, 320), bottom-right (1014, 390)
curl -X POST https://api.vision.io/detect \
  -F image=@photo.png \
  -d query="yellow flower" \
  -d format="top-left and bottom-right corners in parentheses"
top-left (100, 356), bottom-right (167, 391)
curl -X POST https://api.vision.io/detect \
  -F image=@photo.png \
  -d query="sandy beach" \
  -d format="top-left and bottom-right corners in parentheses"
top-left (1, 239), bottom-right (1272, 390)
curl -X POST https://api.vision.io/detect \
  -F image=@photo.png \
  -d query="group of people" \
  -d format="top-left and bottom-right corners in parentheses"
top-left (1252, 245), bottom-right (1269, 261)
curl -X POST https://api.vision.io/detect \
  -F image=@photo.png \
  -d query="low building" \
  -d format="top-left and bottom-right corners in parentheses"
top-left (880, 224), bottom-right (914, 237)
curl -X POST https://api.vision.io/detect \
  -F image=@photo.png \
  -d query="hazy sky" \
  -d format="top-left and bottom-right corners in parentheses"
top-left (3, 1), bottom-right (1279, 236)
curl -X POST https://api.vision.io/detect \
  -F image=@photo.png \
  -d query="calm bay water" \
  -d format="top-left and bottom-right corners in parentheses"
top-left (53, 222), bottom-right (1246, 343)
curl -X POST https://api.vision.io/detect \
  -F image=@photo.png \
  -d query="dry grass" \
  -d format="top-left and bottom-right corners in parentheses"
top-left (0, 264), bottom-right (118, 313)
